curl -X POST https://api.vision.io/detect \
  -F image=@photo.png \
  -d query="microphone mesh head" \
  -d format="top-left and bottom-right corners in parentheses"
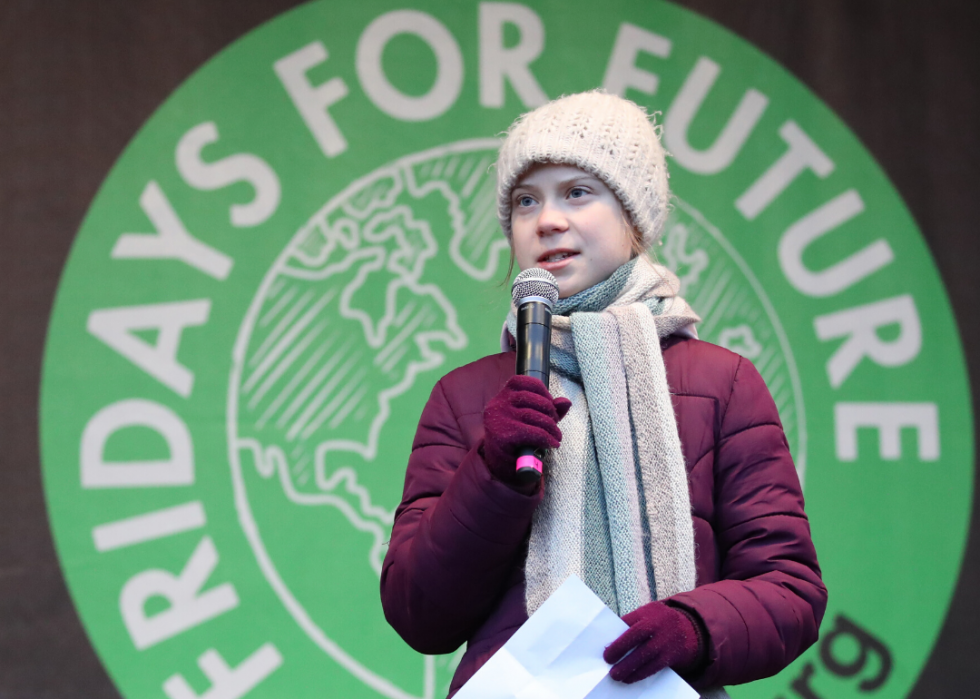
top-left (512, 268), bottom-right (559, 306)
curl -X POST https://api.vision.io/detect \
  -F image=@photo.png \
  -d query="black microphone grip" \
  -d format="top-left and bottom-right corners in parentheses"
top-left (516, 302), bottom-right (552, 382)
top-left (515, 301), bottom-right (552, 482)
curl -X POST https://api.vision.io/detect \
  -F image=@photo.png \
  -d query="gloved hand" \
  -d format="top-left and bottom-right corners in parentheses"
top-left (480, 375), bottom-right (572, 486)
top-left (603, 601), bottom-right (705, 683)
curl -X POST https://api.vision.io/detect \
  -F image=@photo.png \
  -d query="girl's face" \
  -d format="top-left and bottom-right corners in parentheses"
top-left (511, 163), bottom-right (635, 299)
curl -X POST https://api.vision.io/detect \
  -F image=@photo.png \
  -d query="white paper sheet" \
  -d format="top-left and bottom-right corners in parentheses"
top-left (455, 576), bottom-right (699, 699)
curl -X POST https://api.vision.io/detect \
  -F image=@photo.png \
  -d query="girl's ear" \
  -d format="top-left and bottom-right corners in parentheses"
top-left (622, 210), bottom-right (647, 260)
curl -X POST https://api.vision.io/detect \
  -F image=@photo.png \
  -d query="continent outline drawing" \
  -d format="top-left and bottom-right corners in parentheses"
top-left (228, 140), bottom-right (506, 699)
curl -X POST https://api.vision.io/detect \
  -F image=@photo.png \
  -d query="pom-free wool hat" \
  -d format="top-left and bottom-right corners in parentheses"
top-left (496, 90), bottom-right (670, 249)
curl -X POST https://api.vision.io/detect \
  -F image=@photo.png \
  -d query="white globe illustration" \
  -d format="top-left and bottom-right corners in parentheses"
top-left (227, 141), bottom-right (805, 699)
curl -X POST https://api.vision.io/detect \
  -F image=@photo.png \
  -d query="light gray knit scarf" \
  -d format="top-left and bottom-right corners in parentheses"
top-left (505, 258), bottom-right (700, 617)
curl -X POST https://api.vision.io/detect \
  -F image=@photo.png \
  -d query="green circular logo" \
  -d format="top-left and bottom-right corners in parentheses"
top-left (40, 2), bottom-right (973, 699)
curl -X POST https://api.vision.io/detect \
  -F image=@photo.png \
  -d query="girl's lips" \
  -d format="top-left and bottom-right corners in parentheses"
top-left (537, 250), bottom-right (579, 271)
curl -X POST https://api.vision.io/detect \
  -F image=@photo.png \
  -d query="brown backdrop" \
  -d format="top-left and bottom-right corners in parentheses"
top-left (1, 1), bottom-right (977, 696)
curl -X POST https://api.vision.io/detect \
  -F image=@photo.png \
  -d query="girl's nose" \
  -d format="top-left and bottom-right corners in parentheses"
top-left (536, 200), bottom-right (569, 236)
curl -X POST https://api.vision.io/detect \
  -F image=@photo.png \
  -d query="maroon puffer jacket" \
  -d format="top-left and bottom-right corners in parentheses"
top-left (381, 336), bottom-right (826, 694)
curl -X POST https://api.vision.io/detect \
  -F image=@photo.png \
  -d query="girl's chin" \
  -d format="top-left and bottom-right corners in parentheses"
top-left (557, 269), bottom-right (617, 298)
top-left (556, 277), bottom-right (587, 299)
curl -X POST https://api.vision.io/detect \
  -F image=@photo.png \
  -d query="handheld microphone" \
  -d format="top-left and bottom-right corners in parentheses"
top-left (511, 268), bottom-right (560, 482)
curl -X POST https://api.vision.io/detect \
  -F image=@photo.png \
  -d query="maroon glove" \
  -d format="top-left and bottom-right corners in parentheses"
top-left (603, 601), bottom-right (705, 684)
top-left (480, 375), bottom-right (572, 485)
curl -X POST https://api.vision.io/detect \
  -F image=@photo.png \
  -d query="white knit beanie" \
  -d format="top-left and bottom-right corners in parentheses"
top-left (496, 90), bottom-right (670, 249)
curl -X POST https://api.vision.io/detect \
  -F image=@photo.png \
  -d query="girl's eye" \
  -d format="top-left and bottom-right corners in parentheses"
top-left (568, 187), bottom-right (588, 199)
top-left (516, 194), bottom-right (535, 207)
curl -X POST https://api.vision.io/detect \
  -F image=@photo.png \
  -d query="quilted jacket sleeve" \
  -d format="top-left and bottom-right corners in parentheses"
top-left (380, 377), bottom-right (540, 655)
top-left (665, 356), bottom-right (827, 689)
